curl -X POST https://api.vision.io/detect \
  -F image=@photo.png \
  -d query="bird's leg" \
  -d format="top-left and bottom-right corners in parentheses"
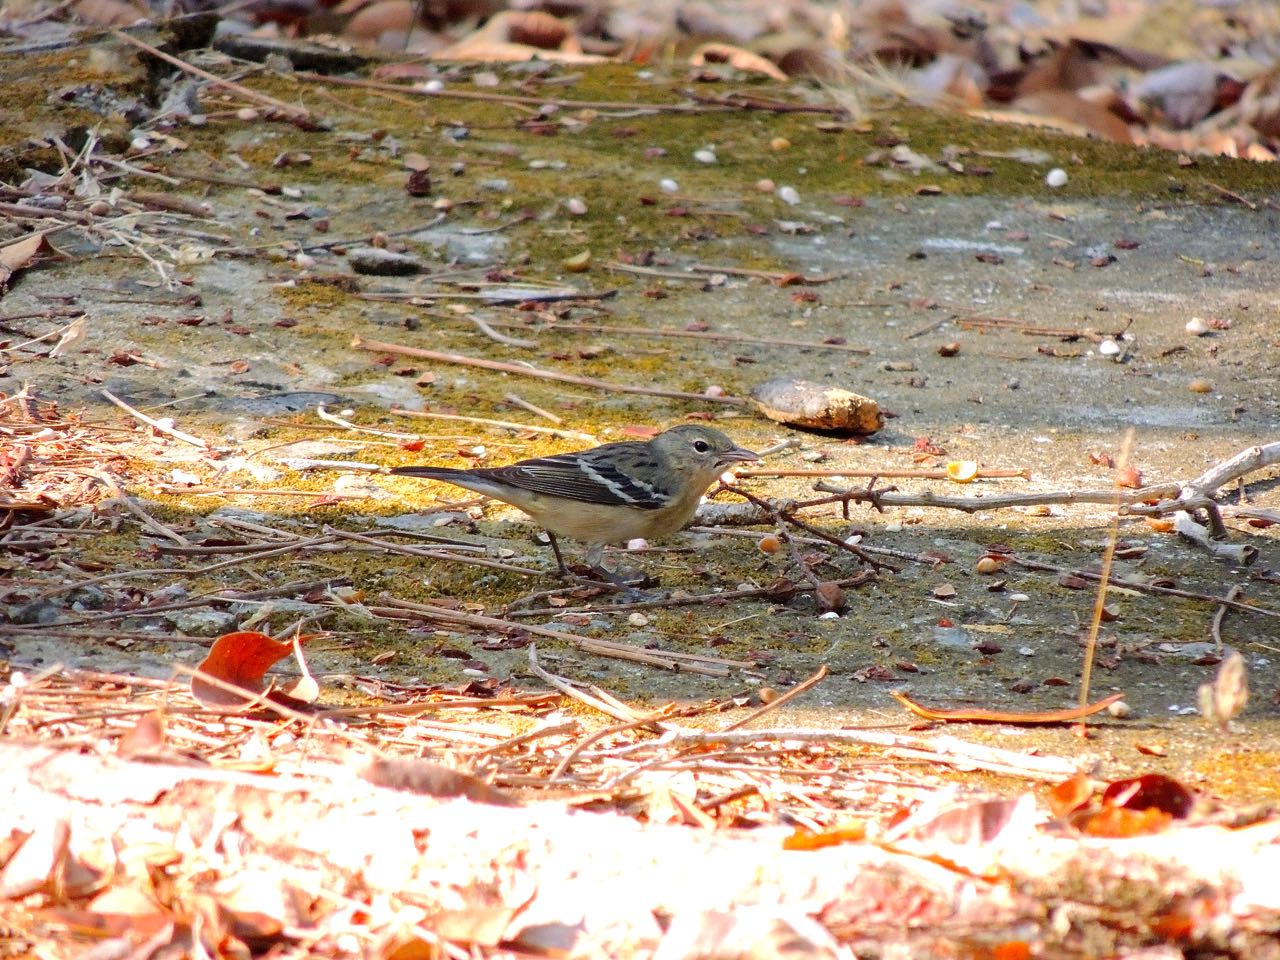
top-left (545, 531), bottom-right (572, 578)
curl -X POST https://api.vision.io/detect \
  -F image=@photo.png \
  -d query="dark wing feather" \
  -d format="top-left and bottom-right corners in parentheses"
top-left (477, 450), bottom-right (672, 510)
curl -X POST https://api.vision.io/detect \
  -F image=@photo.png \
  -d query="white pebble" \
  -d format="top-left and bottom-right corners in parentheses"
top-left (1045, 168), bottom-right (1068, 188)
top-left (818, 611), bottom-right (840, 619)
top-left (419, 79), bottom-right (444, 92)
top-left (778, 185), bottom-right (801, 205)
top-left (1008, 593), bottom-right (1030, 602)
top-left (235, 108), bottom-right (259, 122)
top-left (564, 197), bottom-right (588, 216)
top-left (703, 384), bottom-right (725, 398)
top-left (756, 178), bottom-right (775, 193)
top-left (294, 252), bottom-right (316, 269)
top-left (130, 135), bottom-right (151, 152)
top-left (1017, 646), bottom-right (1035, 656)
top-left (1107, 700), bottom-right (1131, 718)
top-left (626, 537), bottom-right (648, 551)
top-left (1185, 316), bottom-right (1209, 336)
top-left (1098, 339), bottom-right (1121, 357)
top-left (627, 612), bottom-right (649, 627)
top-left (659, 178), bottom-right (679, 193)
top-left (693, 148), bottom-right (717, 164)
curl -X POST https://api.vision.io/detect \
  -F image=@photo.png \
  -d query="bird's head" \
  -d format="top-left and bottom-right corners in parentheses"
top-left (652, 424), bottom-right (759, 478)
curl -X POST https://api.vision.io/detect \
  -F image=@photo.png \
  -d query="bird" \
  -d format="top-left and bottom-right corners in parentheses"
top-left (388, 424), bottom-right (759, 577)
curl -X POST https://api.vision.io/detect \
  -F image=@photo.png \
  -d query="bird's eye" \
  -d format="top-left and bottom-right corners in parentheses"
top-left (692, 440), bottom-right (710, 453)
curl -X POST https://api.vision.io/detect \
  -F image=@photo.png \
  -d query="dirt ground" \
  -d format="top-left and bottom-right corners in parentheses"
top-left (2, 34), bottom-right (1279, 801)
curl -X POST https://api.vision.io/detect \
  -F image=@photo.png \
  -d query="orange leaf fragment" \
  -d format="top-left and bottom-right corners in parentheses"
top-left (191, 631), bottom-right (298, 707)
top-left (945, 460), bottom-right (978, 483)
top-left (1047, 773), bottom-right (1095, 818)
top-left (782, 821), bottom-right (866, 850)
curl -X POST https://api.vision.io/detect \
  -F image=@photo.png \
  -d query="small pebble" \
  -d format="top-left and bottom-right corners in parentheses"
top-left (1107, 700), bottom-right (1131, 719)
top-left (1017, 646), bottom-right (1035, 656)
top-left (1188, 378), bottom-right (1213, 393)
top-left (626, 538), bottom-right (648, 551)
top-left (1008, 593), bottom-right (1030, 602)
top-left (693, 148), bottom-right (717, 164)
top-left (770, 137), bottom-right (790, 151)
top-left (758, 534), bottom-right (781, 554)
top-left (564, 197), bottom-right (588, 216)
top-left (627, 612), bottom-right (649, 627)
top-left (87, 200), bottom-right (110, 217)
top-left (756, 178), bottom-right (776, 193)
top-left (975, 556), bottom-right (1004, 575)
top-left (420, 79), bottom-right (444, 93)
top-left (1185, 317), bottom-right (1209, 336)
top-left (235, 108), bottom-right (259, 122)
top-left (1098, 339), bottom-right (1121, 357)
top-left (937, 341), bottom-right (961, 357)
top-left (659, 178), bottom-right (679, 193)
top-left (1045, 168), bottom-right (1068, 188)
top-left (703, 384), bottom-right (726, 398)
top-left (130, 135), bottom-right (151, 152)
top-left (757, 687), bottom-right (779, 704)
top-left (778, 185), bottom-right (801, 205)
top-left (294, 252), bottom-right (316, 269)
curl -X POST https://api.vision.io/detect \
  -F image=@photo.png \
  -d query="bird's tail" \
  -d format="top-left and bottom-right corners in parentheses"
top-left (388, 466), bottom-right (469, 479)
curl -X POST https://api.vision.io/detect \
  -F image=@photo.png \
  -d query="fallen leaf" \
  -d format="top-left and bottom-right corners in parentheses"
top-left (1, 232), bottom-right (66, 294)
top-left (191, 631), bottom-right (299, 707)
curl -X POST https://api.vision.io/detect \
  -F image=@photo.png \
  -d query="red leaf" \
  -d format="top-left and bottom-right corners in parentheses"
top-left (191, 631), bottom-right (298, 707)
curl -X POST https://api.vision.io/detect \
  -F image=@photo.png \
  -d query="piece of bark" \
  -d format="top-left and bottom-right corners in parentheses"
top-left (750, 378), bottom-right (883, 434)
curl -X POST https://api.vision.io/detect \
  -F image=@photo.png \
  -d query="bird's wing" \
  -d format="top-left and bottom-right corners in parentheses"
top-left (479, 451), bottom-right (672, 510)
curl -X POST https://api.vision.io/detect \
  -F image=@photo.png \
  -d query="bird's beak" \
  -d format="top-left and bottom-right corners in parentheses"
top-left (717, 446), bottom-right (761, 467)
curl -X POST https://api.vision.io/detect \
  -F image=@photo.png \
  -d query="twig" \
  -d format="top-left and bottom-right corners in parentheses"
top-left (294, 70), bottom-right (736, 113)
top-left (723, 665), bottom-right (827, 731)
top-left (718, 483), bottom-right (893, 572)
top-left (1210, 586), bottom-right (1245, 655)
top-left (322, 526), bottom-right (545, 577)
top-left (889, 690), bottom-right (1124, 724)
top-left (1079, 429), bottom-right (1132, 715)
top-left (811, 479), bottom-right (1181, 513)
top-left (527, 645), bottom-right (646, 725)
top-left (100, 389), bottom-right (209, 449)
top-left (503, 572), bottom-right (875, 618)
top-left (465, 314), bottom-right (535, 348)
top-left (1205, 182), bottom-right (1257, 210)
top-left (476, 317), bottom-right (872, 355)
top-left (111, 30), bottom-right (312, 123)
top-left (503, 393), bottom-right (562, 425)
top-left (690, 263), bottom-right (846, 284)
top-left (372, 597), bottom-right (745, 676)
top-left (1009, 557), bottom-right (1279, 619)
top-left (352, 336), bottom-right (748, 406)
top-left (742, 467), bottom-right (1031, 480)
top-left (389, 407), bottom-right (596, 442)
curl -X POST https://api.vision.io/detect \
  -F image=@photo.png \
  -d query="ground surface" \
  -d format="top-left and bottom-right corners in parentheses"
top-left (2, 29), bottom-right (1280, 957)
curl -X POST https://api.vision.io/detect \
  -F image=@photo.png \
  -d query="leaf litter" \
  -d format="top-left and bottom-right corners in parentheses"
top-left (2, 4), bottom-right (1280, 956)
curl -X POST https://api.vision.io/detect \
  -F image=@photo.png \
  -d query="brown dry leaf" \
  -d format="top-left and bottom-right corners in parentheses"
top-left (0, 819), bottom-right (69, 899)
top-left (899, 796), bottom-right (1030, 845)
top-left (116, 710), bottom-right (166, 758)
top-left (435, 11), bottom-right (607, 62)
top-left (71, 0), bottom-right (147, 25)
top-left (690, 43), bottom-right (787, 81)
top-left (344, 0), bottom-right (414, 42)
top-left (1047, 773), bottom-right (1096, 818)
top-left (1012, 90), bottom-right (1134, 143)
top-left (362, 757), bottom-right (519, 806)
top-left (1103, 774), bottom-right (1194, 817)
top-left (190, 631), bottom-right (297, 707)
top-left (0, 231), bottom-right (65, 294)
